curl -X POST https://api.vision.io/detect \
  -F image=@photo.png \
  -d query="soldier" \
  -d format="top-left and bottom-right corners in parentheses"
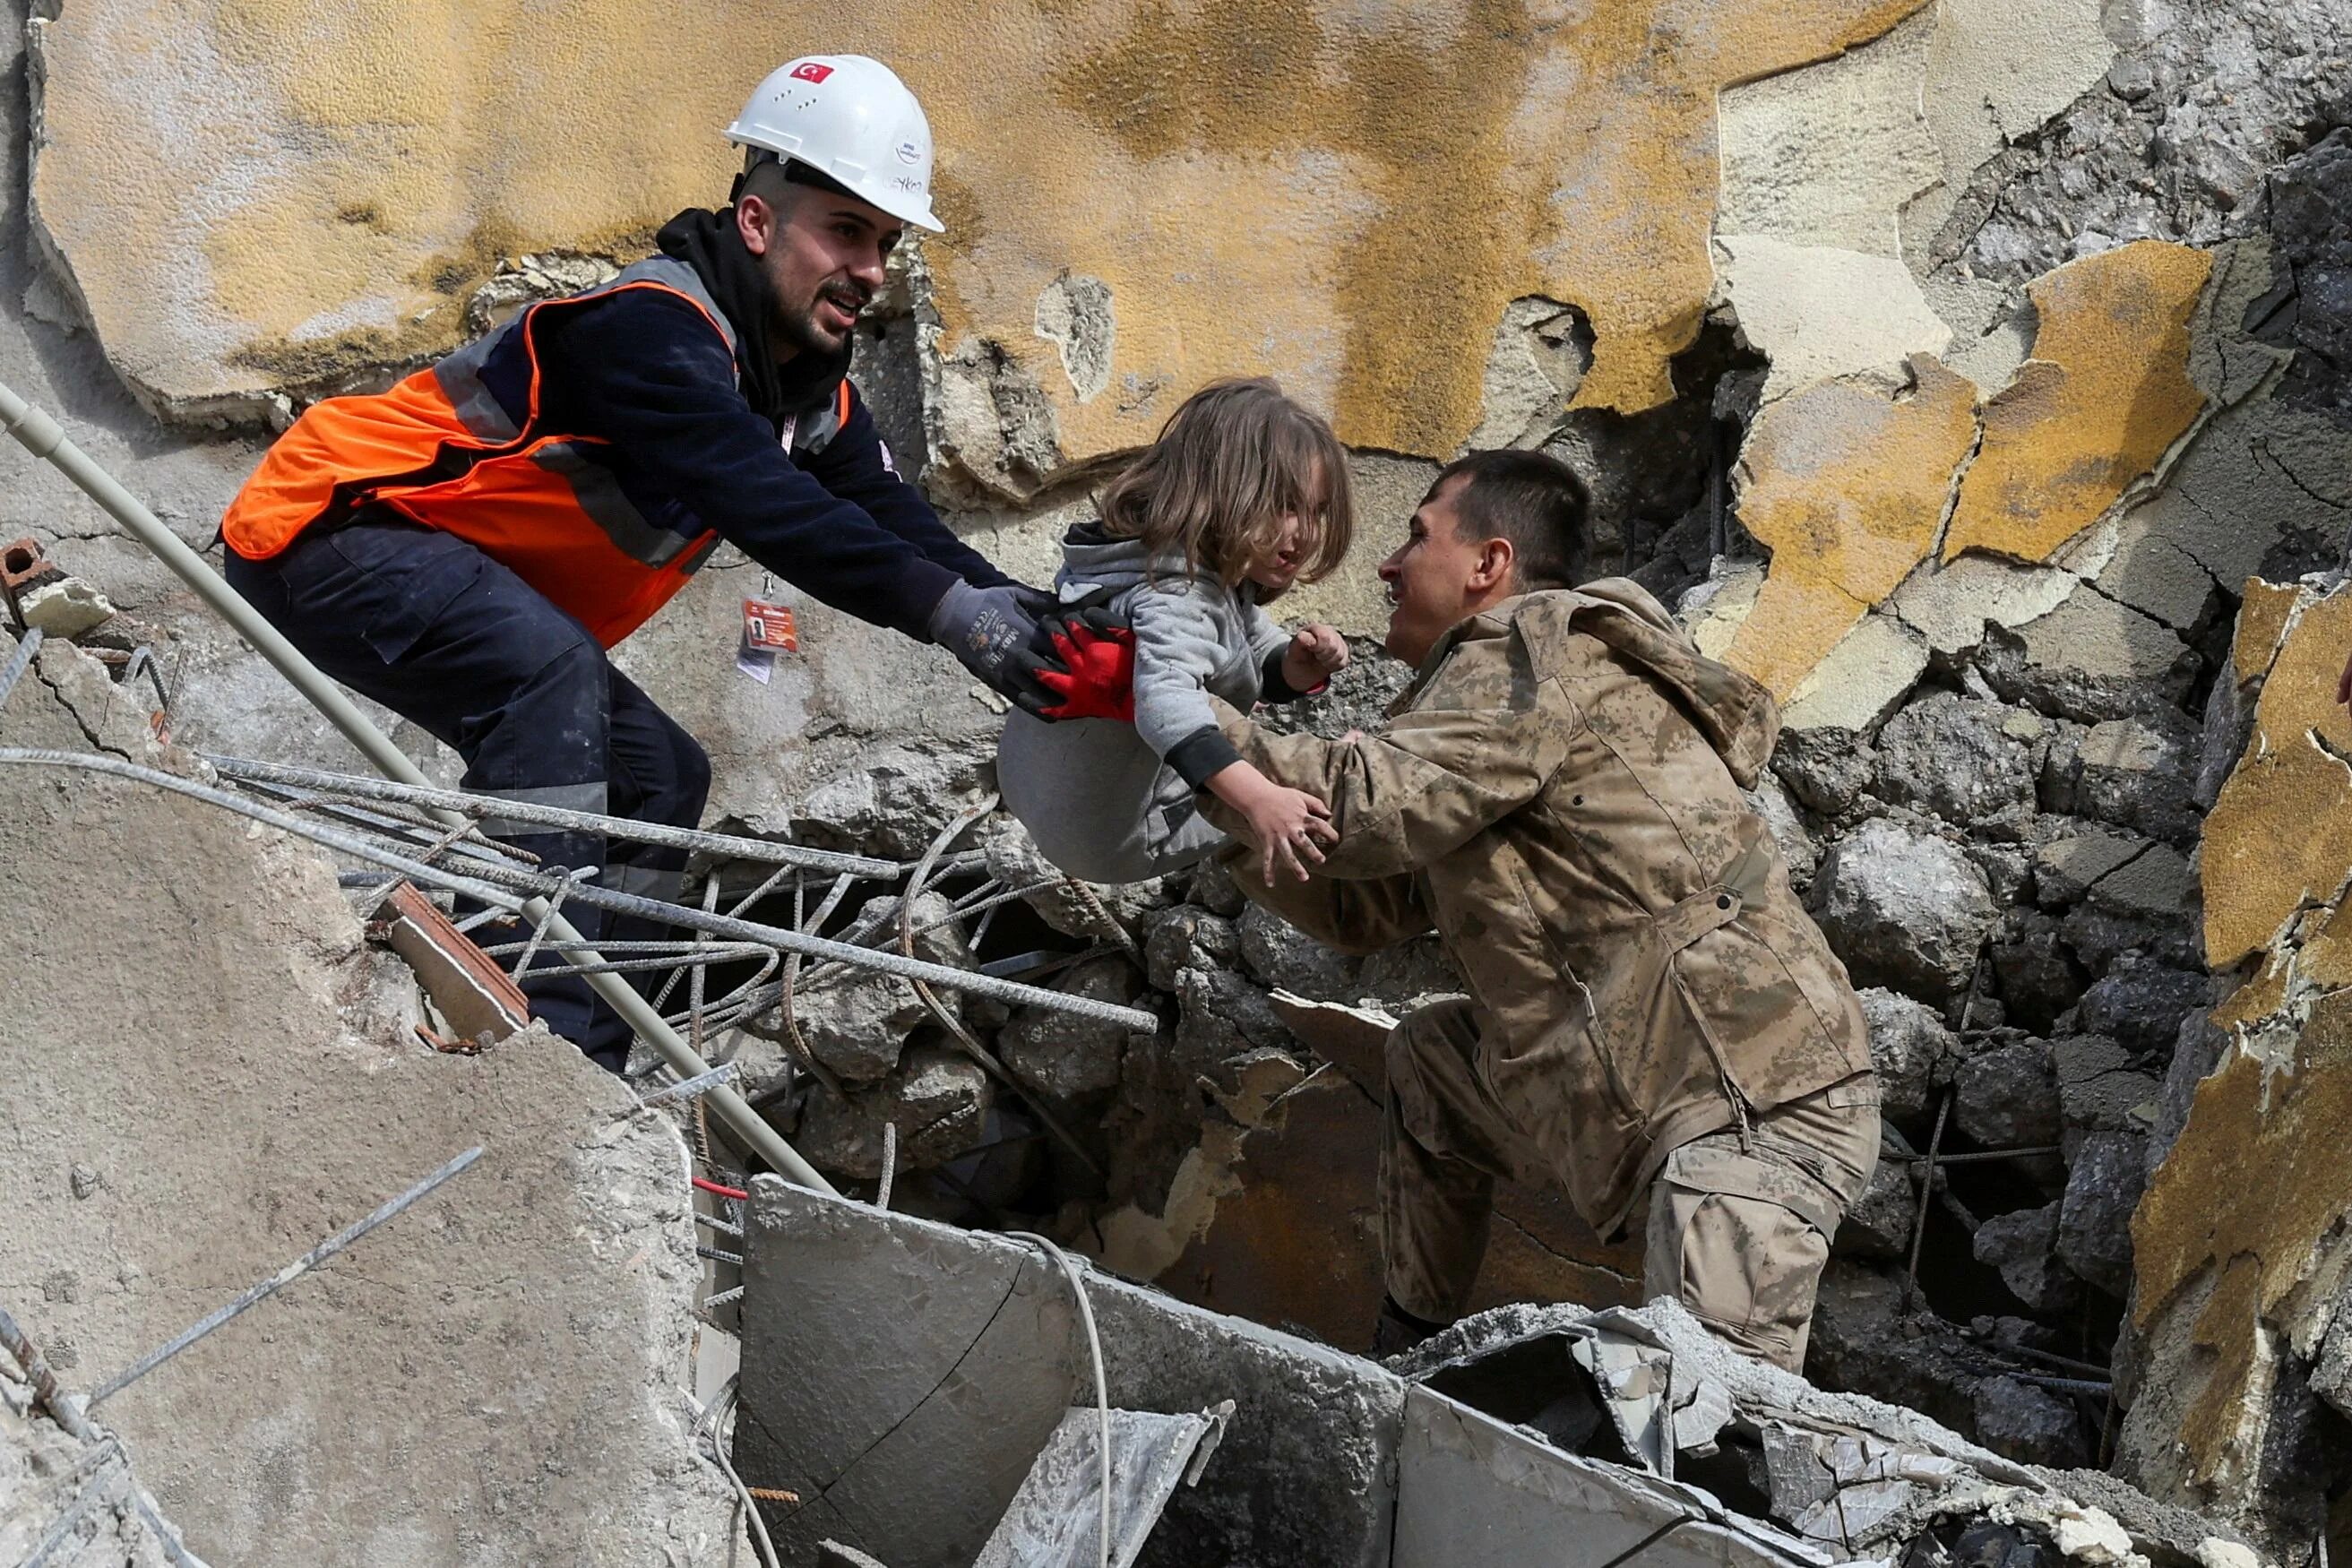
top-left (1203, 449), bottom-right (1881, 1370)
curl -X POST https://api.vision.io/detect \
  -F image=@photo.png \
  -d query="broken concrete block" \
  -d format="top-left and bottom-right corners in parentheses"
top-left (0, 680), bottom-right (735, 1564)
top-left (1891, 553), bottom-right (2081, 660)
top-left (998, 954), bottom-right (1146, 1104)
top-left (795, 744), bottom-right (995, 859)
top-left (2034, 830), bottom-right (2148, 910)
top-left (1954, 1038), bottom-right (2063, 1149)
top-left (1970, 1375), bottom-right (2089, 1469)
top-left (1974, 1203), bottom-right (2083, 1316)
top-left (1394, 1383), bottom-right (1820, 1568)
top-left (1874, 691), bottom-right (2040, 840)
top-left (1745, 773), bottom-right (1821, 887)
top-left (795, 1043), bottom-right (992, 1180)
top-left (2055, 1036), bottom-right (2162, 1136)
top-left (2072, 711), bottom-right (2205, 844)
top-left (15, 574), bottom-right (115, 639)
top-left (1813, 818), bottom-right (2000, 998)
top-left (1977, 593), bottom-right (2201, 725)
top-left (1835, 1158), bottom-right (1919, 1261)
top-left (1771, 724), bottom-right (1881, 816)
top-left (1236, 900), bottom-right (1359, 1000)
top-left (1141, 905), bottom-right (1240, 992)
top-left (1782, 613), bottom-right (1931, 736)
top-left (982, 816), bottom-right (1175, 941)
top-left (1857, 986), bottom-right (1960, 1124)
top-left (738, 1181), bottom-right (1406, 1568)
top-left (1991, 908), bottom-right (2088, 1034)
top-left (2082, 841), bottom-right (2198, 926)
top-left (971, 1402), bottom-right (1230, 1568)
top-left (783, 891), bottom-right (970, 1082)
top-left (2057, 1130), bottom-right (2147, 1297)
top-left (2079, 965), bottom-right (2207, 1056)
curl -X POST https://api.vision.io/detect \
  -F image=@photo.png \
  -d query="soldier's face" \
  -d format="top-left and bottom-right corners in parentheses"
top-left (1378, 478), bottom-right (1486, 666)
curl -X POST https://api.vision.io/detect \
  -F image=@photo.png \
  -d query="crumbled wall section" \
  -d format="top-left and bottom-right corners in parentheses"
top-left (28, 0), bottom-right (1926, 462)
top-left (2120, 581), bottom-right (2352, 1527)
top-left (1940, 241), bottom-right (2212, 565)
top-left (0, 640), bottom-right (736, 1565)
top-left (1724, 354), bottom-right (1976, 700)
top-left (2199, 586), bottom-right (2352, 969)
top-left (1719, 241), bottom-right (2211, 702)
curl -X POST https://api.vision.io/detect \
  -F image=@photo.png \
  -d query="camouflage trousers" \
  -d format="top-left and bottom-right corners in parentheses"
top-left (1380, 995), bottom-right (1880, 1372)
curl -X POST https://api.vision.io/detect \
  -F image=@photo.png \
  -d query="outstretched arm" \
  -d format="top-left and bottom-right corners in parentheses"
top-left (1203, 631), bottom-right (1576, 880)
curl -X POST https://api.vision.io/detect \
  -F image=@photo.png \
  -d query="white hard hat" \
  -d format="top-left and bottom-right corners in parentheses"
top-left (725, 55), bottom-right (943, 233)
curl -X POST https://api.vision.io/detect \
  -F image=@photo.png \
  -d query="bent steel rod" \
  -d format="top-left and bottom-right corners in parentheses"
top-left (0, 751), bottom-right (1165, 1031)
top-left (0, 378), bottom-right (841, 1194)
top-left (204, 753), bottom-right (897, 879)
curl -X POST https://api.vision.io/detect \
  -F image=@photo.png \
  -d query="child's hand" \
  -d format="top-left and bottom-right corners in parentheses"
top-left (1208, 761), bottom-right (1340, 883)
top-left (1284, 624), bottom-right (1348, 694)
top-left (1240, 783), bottom-right (1338, 884)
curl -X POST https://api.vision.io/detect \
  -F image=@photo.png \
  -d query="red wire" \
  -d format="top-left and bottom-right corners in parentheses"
top-left (693, 1175), bottom-right (749, 1201)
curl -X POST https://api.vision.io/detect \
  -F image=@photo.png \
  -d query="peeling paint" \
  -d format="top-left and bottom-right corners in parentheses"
top-left (30, 0), bottom-right (1931, 464)
top-left (2201, 586), bottom-right (2352, 969)
top-left (1723, 356), bottom-right (1977, 699)
top-left (1943, 241), bottom-right (2213, 565)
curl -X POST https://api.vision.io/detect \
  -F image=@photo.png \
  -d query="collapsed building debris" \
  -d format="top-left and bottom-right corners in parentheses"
top-left (3, 0), bottom-right (2351, 1556)
top-left (739, 1184), bottom-right (2259, 1568)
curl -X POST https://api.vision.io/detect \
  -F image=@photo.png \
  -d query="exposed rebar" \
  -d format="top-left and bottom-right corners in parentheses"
top-left (0, 376), bottom-right (841, 1196)
top-left (0, 625), bottom-right (46, 709)
top-left (0, 751), bottom-right (1163, 1032)
top-left (631, 1061), bottom-right (742, 1113)
top-left (88, 1146), bottom-right (483, 1408)
top-left (207, 753), bottom-right (897, 878)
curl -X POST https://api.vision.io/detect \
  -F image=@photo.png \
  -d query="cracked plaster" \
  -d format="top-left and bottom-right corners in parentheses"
top-left (1720, 241), bottom-right (2216, 705)
top-left (29, 0), bottom-right (1930, 480)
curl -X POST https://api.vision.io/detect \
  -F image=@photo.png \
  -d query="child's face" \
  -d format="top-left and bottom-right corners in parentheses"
top-left (1244, 473), bottom-right (1327, 591)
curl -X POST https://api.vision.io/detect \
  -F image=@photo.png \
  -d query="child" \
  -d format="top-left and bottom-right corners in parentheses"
top-left (998, 378), bottom-right (1354, 886)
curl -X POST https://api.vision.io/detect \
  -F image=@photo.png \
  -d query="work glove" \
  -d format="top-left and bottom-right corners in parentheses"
top-left (930, 580), bottom-right (1061, 716)
top-left (1033, 586), bottom-right (1136, 721)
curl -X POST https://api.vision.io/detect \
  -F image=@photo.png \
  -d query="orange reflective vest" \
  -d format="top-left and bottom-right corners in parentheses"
top-left (221, 256), bottom-right (850, 648)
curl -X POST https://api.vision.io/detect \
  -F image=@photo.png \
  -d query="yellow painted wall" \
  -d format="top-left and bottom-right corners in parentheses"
top-left (33, 0), bottom-right (1921, 456)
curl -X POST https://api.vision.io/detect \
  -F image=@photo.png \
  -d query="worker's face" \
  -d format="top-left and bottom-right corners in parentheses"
top-left (739, 182), bottom-right (901, 359)
top-left (1377, 477), bottom-right (1509, 667)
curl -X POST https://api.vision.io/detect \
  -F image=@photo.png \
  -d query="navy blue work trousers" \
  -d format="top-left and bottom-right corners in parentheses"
top-left (225, 513), bottom-right (711, 1071)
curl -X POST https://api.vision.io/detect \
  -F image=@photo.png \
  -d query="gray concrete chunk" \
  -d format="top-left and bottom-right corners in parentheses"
top-left (738, 1184), bottom-right (1403, 1568)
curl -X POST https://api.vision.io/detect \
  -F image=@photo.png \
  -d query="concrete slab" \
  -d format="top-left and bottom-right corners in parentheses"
top-left (0, 653), bottom-right (737, 1566)
top-left (1394, 1385), bottom-right (1825, 1568)
top-left (738, 1182), bottom-right (1405, 1568)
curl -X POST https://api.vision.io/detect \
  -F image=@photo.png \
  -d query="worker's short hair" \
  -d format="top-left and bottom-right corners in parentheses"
top-left (1429, 449), bottom-right (1593, 590)
top-left (739, 149), bottom-right (864, 207)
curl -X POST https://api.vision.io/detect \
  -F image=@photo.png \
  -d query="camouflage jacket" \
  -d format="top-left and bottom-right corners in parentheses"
top-left (1209, 581), bottom-right (1871, 1236)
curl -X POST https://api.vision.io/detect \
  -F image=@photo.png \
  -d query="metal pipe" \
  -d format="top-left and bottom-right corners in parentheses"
top-left (206, 753), bottom-right (897, 878)
top-left (0, 378), bottom-right (839, 1195)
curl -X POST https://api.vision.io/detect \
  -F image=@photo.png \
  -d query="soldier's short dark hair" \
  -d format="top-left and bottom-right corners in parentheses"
top-left (1429, 449), bottom-right (1593, 590)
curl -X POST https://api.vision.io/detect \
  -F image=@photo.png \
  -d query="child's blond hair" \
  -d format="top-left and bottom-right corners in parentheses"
top-left (1096, 378), bottom-right (1353, 599)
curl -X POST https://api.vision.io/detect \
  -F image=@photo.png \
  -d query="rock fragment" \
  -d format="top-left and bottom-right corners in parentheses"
top-left (1814, 818), bottom-right (2000, 998)
top-left (1874, 691), bottom-right (2039, 839)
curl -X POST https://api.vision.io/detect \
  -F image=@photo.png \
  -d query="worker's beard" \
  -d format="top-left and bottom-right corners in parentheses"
top-left (778, 280), bottom-right (870, 358)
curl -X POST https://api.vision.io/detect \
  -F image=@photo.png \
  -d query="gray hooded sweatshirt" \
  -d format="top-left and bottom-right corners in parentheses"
top-left (996, 523), bottom-right (1308, 883)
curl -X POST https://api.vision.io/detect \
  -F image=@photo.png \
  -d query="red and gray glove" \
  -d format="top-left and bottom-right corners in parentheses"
top-left (1033, 587), bottom-right (1135, 721)
top-left (929, 582), bottom-right (1135, 720)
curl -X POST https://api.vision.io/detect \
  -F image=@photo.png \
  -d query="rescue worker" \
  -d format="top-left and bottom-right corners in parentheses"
top-left (1202, 450), bottom-right (1881, 1371)
top-left (220, 56), bottom-right (1107, 1071)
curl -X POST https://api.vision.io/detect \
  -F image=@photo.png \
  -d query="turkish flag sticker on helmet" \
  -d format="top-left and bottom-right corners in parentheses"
top-left (790, 61), bottom-right (832, 82)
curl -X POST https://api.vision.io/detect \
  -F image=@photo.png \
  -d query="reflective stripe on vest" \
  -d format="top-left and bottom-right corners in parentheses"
top-left (220, 254), bottom-right (851, 649)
